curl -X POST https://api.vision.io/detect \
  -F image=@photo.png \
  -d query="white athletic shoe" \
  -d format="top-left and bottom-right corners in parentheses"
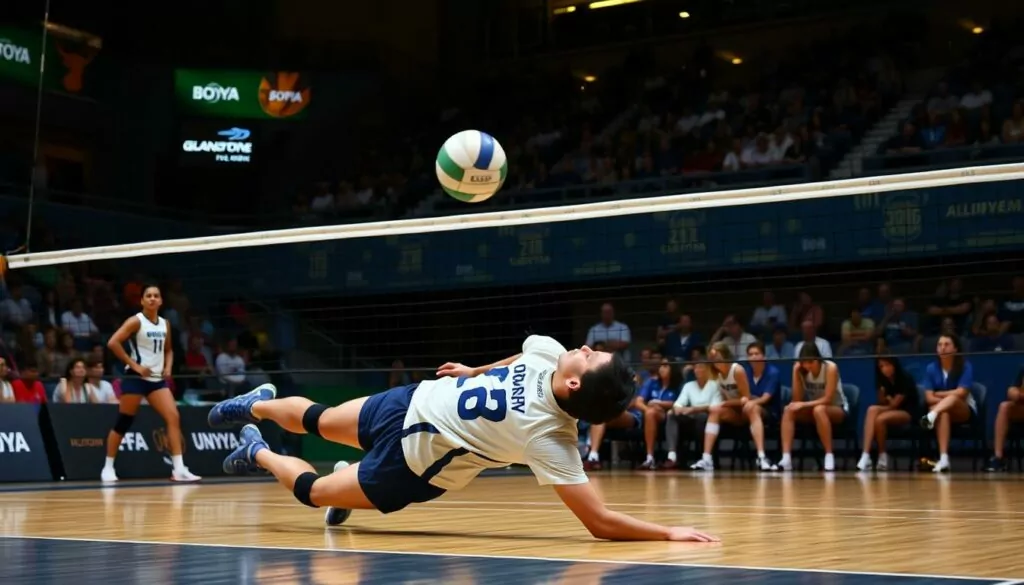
top-left (689, 458), bottom-right (714, 471)
top-left (171, 467), bottom-right (202, 482)
top-left (325, 461), bottom-right (352, 527)
top-left (757, 456), bottom-right (773, 471)
top-left (876, 454), bottom-right (889, 471)
top-left (100, 467), bottom-right (119, 482)
top-left (932, 458), bottom-right (950, 473)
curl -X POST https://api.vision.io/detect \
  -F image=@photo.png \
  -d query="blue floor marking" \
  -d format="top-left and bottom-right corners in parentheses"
top-left (0, 537), bottom-right (1010, 585)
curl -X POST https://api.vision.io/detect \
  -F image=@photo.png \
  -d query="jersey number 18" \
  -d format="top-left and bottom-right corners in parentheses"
top-left (456, 367), bottom-right (509, 423)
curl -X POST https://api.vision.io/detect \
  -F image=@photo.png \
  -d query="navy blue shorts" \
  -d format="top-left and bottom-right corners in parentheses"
top-left (120, 373), bottom-right (167, 396)
top-left (627, 408), bottom-right (644, 429)
top-left (356, 384), bottom-right (446, 514)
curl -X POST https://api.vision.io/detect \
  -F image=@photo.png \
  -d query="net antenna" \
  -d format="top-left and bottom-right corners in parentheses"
top-left (23, 0), bottom-right (52, 255)
top-left (4, 162), bottom-right (1024, 270)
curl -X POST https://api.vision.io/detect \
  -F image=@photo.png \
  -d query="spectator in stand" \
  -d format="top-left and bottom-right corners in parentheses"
top-left (744, 341), bottom-right (780, 470)
top-left (183, 334), bottom-right (215, 387)
top-left (1001, 101), bottom-right (1024, 144)
top-left (783, 132), bottom-right (809, 163)
top-left (38, 290), bottom-right (59, 330)
top-left (0, 357), bottom-right (13, 403)
top-left (875, 298), bottom-right (920, 353)
top-left (926, 82), bottom-right (959, 118)
top-left (974, 119), bottom-right (1000, 147)
top-left (215, 338), bottom-right (248, 397)
top-left (85, 358), bottom-right (117, 404)
top-left (36, 328), bottom-right (62, 379)
top-left (838, 307), bottom-right (875, 355)
top-left (721, 139), bottom-right (744, 172)
top-left (655, 300), bottom-right (679, 349)
top-left (971, 314), bottom-right (1015, 352)
top-left (710, 315), bottom-right (757, 358)
top-left (60, 298), bottom-right (99, 352)
top-left (794, 319), bottom-right (832, 359)
top-left (789, 292), bottom-right (824, 334)
top-left (919, 112), bottom-right (946, 149)
top-left (53, 358), bottom-right (92, 403)
top-left (884, 122), bottom-right (924, 154)
top-left (1, 283), bottom-right (33, 329)
top-left (11, 359), bottom-right (46, 404)
top-left (741, 134), bottom-right (774, 167)
top-left (997, 276), bottom-right (1024, 334)
top-left (944, 109), bottom-right (968, 147)
top-left (585, 303), bottom-right (632, 363)
top-left (919, 335), bottom-right (976, 473)
top-left (857, 353), bottom-right (918, 471)
top-left (750, 291), bottom-right (787, 337)
top-left (663, 314), bottom-right (701, 362)
top-left (663, 359), bottom-right (722, 469)
top-left (959, 81), bottom-right (992, 111)
top-left (985, 367), bottom-right (1024, 472)
top-left (858, 286), bottom-right (883, 323)
top-left (682, 140), bottom-right (722, 173)
top-left (766, 325), bottom-right (795, 360)
top-left (925, 278), bottom-right (972, 336)
top-left (969, 299), bottom-right (998, 337)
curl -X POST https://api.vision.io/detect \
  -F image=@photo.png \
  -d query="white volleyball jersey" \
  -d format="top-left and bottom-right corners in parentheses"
top-left (719, 362), bottom-right (744, 400)
top-left (402, 335), bottom-right (587, 491)
top-left (127, 313), bottom-right (167, 382)
top-left (802, 360), bottom-right (848, 411)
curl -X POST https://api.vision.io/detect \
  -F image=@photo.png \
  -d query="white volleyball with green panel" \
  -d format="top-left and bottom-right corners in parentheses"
top-left (435, 130), bottom-right (508, 203)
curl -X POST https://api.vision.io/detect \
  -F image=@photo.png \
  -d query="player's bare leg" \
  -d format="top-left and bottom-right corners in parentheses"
top-left (223, 424), bottom-right (375, 523)
top-left (209, 383), bottom-right (367, 448)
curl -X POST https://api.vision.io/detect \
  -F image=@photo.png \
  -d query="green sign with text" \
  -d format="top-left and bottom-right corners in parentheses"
top-left (174, 69), bottom-right (311, 120)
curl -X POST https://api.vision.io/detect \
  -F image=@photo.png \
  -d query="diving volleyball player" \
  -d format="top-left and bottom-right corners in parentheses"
top-left (101, 284), bottom-right (201, 483)
top-left (210, 335), bottom-right (718, 542)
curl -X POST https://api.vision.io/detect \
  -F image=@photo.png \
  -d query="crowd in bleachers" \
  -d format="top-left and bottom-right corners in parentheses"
top-left (576, 276), bottom-right (1024, 473)
top-left (874, 20), bottom-right (1024, 170)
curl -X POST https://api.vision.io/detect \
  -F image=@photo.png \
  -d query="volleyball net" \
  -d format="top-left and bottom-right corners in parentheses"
top-left (3, 163), bottom-right (1023, 387)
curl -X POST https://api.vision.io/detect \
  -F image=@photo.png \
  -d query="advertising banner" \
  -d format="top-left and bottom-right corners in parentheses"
top-left (48, 404), bottom-right (282, 480)
top-left (0, 404), bottom-right (53, 482)
top-left (179, 122), bottom-right (258, 166)
top-left (0, 25), bottom-right (103, 98)
top-left (174, 69), bottom-right (311, 119)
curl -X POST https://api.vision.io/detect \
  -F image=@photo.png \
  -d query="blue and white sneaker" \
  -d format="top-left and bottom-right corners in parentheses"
top-left (222, 424), bottom-right (269, 475)
top-left (208, 384), bottom-right (277, 428)
top-left (325, 461), bottom-right (352, 526)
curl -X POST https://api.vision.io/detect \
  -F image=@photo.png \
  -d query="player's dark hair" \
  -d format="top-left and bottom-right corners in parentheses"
top-left (796, 342), bottom-right (822, 375)
top-left (564, 353), bottom-right (636, 424)
top-left (141, 283), bottom-right (161, 297)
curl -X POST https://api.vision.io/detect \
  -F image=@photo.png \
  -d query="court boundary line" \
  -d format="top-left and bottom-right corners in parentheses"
top-left (2, 535), bottom-right (1014, 582)
top-left (0, 477), bottom-right (274, 494)
top-left (14, 495), bottom-right (1024, 524)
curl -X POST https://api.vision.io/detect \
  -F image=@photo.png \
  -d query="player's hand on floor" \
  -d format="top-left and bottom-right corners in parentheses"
top-left (667, 527), bottom-right (720, 542)
top-left (436, 362), bottom-right (474, 378)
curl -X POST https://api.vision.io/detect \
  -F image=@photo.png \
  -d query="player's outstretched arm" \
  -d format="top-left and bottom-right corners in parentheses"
top-left (553, 482), bottom-right (719, 542)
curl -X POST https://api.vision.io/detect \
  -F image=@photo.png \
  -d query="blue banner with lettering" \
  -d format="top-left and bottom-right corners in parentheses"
top-left (272, 181), bottom-right (1023, 296)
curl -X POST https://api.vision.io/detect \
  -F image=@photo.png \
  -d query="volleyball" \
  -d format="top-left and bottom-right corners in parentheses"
top-left (435, 130), bottom-right (508, 203)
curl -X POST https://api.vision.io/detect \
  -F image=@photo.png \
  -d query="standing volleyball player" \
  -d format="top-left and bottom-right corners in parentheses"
top-left (209, 335), bottom-right (718, 542)
top-left (100, 284), bottom-right (200, 483)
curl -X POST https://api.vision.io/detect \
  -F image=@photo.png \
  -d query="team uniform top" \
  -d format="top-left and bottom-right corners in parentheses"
top-left (802, 360), bottom-right (849, 411)
top-left (402, 335), bottom-right (586, 491)
top-left (718, 362), bottom-right (744, 400)
top-left (127, 313), bottom-right (168, 383)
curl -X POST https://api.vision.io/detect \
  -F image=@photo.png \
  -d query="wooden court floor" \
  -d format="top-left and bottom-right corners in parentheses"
top-left (0, 472), bottom-right (1022, 583)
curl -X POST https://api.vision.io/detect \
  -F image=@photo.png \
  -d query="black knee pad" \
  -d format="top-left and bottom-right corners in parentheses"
top-left (302, 403), bottom-right (329, 438)
top-left (293, 471), bottom-right (320, 508)
top-left (113, 414), bottom-right (135, 435)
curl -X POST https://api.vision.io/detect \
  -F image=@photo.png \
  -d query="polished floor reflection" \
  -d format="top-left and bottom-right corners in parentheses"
top-left (0, 472), bottom-right (1021, 584)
